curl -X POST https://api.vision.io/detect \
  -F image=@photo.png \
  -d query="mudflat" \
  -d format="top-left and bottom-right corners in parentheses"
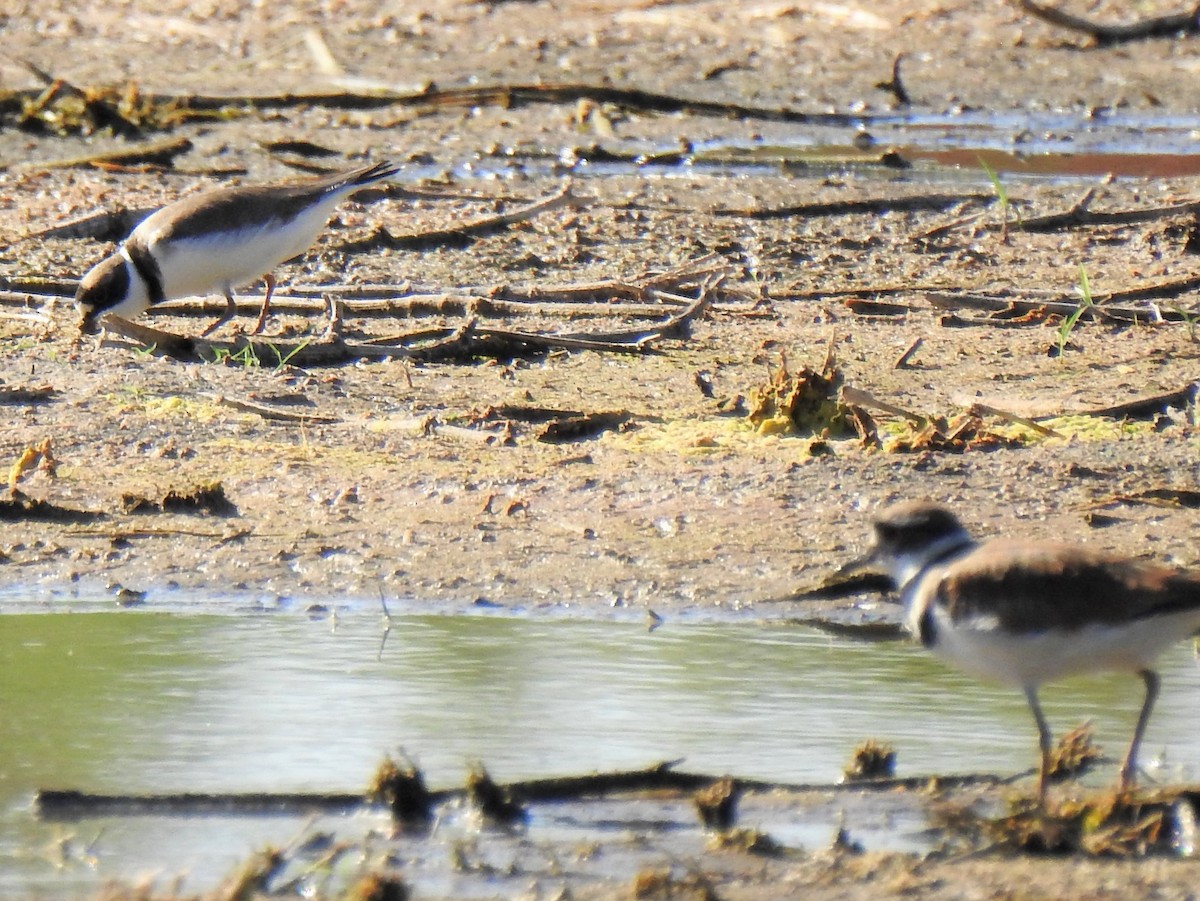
top-left (3, 1), bottom-right (1200, 897)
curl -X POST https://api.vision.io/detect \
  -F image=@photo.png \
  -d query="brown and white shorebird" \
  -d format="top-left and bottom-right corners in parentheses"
top-left (76, 160), bottom-right (400, 336)
top-left (862, 500), bottom-right (1200, 803)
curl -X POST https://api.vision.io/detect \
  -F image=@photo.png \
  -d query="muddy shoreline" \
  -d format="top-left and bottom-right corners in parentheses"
top-left (5, 1), bottom-right (1200, 897)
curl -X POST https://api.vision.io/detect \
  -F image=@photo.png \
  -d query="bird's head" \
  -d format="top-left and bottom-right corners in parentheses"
top-left (75, 254), bottom-right (132, 335)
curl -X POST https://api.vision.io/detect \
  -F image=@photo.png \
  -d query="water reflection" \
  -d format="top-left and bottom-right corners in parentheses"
top-left (2, 611), bottom-right (1199, 895)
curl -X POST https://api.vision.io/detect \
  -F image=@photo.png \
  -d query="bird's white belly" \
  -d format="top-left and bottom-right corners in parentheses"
top-left (925, 606), bottom-right (1200, 687)
top-left (151, 205), bottom-right (335, 299)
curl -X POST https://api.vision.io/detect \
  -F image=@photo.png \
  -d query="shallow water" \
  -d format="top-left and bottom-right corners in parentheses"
top-left (2, 610), bottom-right (1200, 896)
top-left (402, 109), bottom-right (1200, 183)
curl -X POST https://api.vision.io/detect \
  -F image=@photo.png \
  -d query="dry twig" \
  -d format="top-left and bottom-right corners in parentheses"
top-left (14, 137), bottom-right (194, 172)
top-left (1017, 0), bottom-right (1200, 45)
top-left (715, 193), bottom-right (992, 221)
top-left (336, 181), bottom-right (576, 251)
top-left (204, 394), bottom-right (339, 424)
top-left (92, 270), bottom-right (719, 366)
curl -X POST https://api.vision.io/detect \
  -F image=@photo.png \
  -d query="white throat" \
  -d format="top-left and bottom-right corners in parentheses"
top-left (111, 246), bottom-right (154, 317)
top-left (891, 532), bottom-right (975, 597)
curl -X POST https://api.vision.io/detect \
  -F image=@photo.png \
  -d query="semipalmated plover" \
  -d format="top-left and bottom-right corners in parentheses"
top-left (863, 500), bottom-right (1200, 803)
top-left (76, 160), bottom-right (400, 336)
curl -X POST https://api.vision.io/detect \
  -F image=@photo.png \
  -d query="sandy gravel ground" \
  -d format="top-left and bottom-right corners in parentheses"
top-left (4, 1), bottom-right (1200, 897)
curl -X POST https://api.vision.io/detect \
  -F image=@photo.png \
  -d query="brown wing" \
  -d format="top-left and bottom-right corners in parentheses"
top-left (932, 539), bottom-right (1200, 633)
top-left (136, 183), bottom-right (336, 246)
top-left (134, 162), bottom-right (398, 247)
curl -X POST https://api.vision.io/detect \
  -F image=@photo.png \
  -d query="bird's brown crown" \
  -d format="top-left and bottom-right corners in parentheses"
top-left (872, 501), bottom-right (969, 556)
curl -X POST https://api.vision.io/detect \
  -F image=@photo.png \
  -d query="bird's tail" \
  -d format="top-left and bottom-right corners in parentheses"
top-left (330, 160), bottom-right (401, 192)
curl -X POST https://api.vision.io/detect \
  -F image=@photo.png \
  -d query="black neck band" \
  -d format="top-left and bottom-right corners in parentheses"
top-left (123, 243), bottom-right (166, 305)
top-left (902, 537), bottom-right (973, 594)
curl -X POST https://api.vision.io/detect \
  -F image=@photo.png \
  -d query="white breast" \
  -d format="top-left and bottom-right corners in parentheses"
top-left (146, 199), bottom-right (342, 300)
top-left (924, 604), bottom-right (1200, 687)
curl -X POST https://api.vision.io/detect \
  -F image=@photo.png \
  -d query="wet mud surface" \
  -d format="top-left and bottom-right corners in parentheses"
top-left (4, 0), bottom-right (1200, 897)
top-left (29, 765), bottom-right (1200, 901)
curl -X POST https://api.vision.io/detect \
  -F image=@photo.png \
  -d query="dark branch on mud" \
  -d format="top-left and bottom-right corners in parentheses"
top-left (206, 394), bottom-right (340, 424)
top-left (1016, 0), bottom-right (1200, 45)
top-left (1017, 194), bottom-right (1200, 232)
top-left (17, 137), bottom-right (195, 172)
top-left (0, 489), bottom-right (103, 524)
top-left (1057, 383), bottom-right (1200, 420)
top-left (223, 292), bottom-right (690, 321)
top-left (0, 384), bottom-right (57, 404)
top-left (35, 759), bottom-right (1014, 821)
top-left (1103, 487), bottom-right (1200, 509)
top-left (874, 53), bottom-right (912, 106)
top-left (916, 188), bottom-right (1199, 237)
top-left (714, 193), bottom-right (994, 221)
top-left (166, 82), bottom-right (883, 127)
top-left (924, 290), bottom-right (1199, 324)
top-left (336, 181), bottom-right (576, 252)
top-left (94, 275), bottom-right (721, 366)
top-left (1, 78), bottom-right (894, 135)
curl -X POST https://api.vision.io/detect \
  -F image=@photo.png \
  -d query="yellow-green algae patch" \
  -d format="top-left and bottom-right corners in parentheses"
top-left (609, 415), bottom-right (855, 460)
top-left (875, 411), bottom-right (1153, 452)
top-left (971, 414), bottom-right (1154, 448)
top-left (745, 355), bottom-right (856, 439)
top-left (104, 391), bottom-right (224, 422)
top-left (1024, 414), bottom-right (1154, 441)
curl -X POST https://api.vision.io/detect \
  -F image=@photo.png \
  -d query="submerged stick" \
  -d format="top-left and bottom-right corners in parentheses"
top-left (36, 790), bottom-right (367, 819)
top-left (36, 761), bottom-right (1015, 821)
